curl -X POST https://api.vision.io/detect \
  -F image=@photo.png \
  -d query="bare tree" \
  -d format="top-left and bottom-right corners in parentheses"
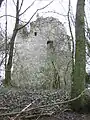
top-left (3, 0), bottom-right (54, 86)
top-left (67, 0), bottom-right (74, 82)
top-left (4, 0), bottom-right (19, 86)
top-left (71, 0), bottom-right (86, 111)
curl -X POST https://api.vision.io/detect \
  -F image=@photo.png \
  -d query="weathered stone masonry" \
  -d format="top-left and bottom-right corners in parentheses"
top-left (12, 17), bottom-right (72, 89)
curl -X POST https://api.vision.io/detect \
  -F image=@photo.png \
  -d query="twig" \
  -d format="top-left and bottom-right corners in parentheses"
top-left (0, 107), bottom-right (9, 110)
top-left (0, 15), bottom-right (26, 23)
top-left (36, 109), bottom-right (44, 120)
top-left (19, 0), bottom-right (24, 12)
top-left (0, 88), bottom-right (87, 118)
top-left (7, 116), bottom-right (14, 120)
top-left (13, 99), bottom-right (37, 120)
top-left (0, 56), bottom-right (5, 66)
top-left (41, 11), bottom-right (67, 17)
top-left (21, 112), bottom-right (53, 119)
top-left (18, 0), bottom-right (54, 30)
top-left (26, 88), bottom-right (87, 111)
top-left (0, 111), bottom-right (19, 117)
top-left (12, 0), bottom-right (16, 6)
top-left (19, 0), bottom-right (36, 16)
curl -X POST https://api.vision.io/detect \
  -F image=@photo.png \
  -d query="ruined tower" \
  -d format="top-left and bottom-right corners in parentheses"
top-left (12, 17), bottom-right (72, 89)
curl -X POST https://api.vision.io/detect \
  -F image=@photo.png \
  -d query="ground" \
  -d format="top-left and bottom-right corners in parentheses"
top-left (0, 86), bottom-right (90, 120)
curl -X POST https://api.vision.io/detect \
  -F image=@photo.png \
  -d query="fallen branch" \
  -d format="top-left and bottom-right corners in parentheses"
top-left (26, 88), bottom-right (87, 111)
top-left (13, 98), bottom-right (38, 120)
top-left (0, 88), bottom-right (87, 118)
top-left (21, 112), bottom-right (53, 119)
top-left (0, 107), bottom-right (9, 110)
top-left (0, 111), bottom-right (19, 117)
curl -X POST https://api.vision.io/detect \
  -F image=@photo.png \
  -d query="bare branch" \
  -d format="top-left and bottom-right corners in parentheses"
top-left (0, 57), bottom-right (5, 66)
top-left (64, 60), bottom-right (72, 85)
top-left (41, 10), bottom-right (67, 17)
top-left (18, 0), bottom-right (54, 30)
top-left (21, 88), bottom-right (87, 111)
top-left (68, 0), bottom-right (74, 47)
top-left (86, 52), bottom-right (90, 58)
top-left (19, 0), bottom-right (24, 12)
top-left (13, 99), bottom-right (38, 120)
top-left (0, 15), bottom-right (26, 23)
top-left (0, 88), bottom-right (87, 118)
top-left (12, 0), bottom-right (16, 6)
top-left (67, 0), bottom-right (74, 74)
top-left (19, 0), bottom-right (36, 16)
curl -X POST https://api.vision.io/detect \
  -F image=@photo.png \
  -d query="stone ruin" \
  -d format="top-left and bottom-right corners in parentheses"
top-left (12, 17), bottom-right (72, 89)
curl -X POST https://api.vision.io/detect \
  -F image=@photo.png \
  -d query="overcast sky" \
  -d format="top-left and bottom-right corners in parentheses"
top-left (0, 0), bottom-right (78, 35)
top-left (0, 0), bottom-right (90, 36)
top-left (0, 0), bottom-right (90, 75)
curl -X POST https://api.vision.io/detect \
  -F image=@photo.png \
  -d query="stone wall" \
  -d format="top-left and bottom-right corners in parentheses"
top-left (12, 17), bottom-right (72, 89)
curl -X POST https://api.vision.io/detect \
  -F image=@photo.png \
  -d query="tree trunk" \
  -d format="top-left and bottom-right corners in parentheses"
top-left (4, 0), bottom-right (19, 86)
top-left (0, 0), bottom-right (4, 7)
top-left (71, 0), bottom-right (86, 111)
top-left (4, 30), bottom-right (18, 86)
